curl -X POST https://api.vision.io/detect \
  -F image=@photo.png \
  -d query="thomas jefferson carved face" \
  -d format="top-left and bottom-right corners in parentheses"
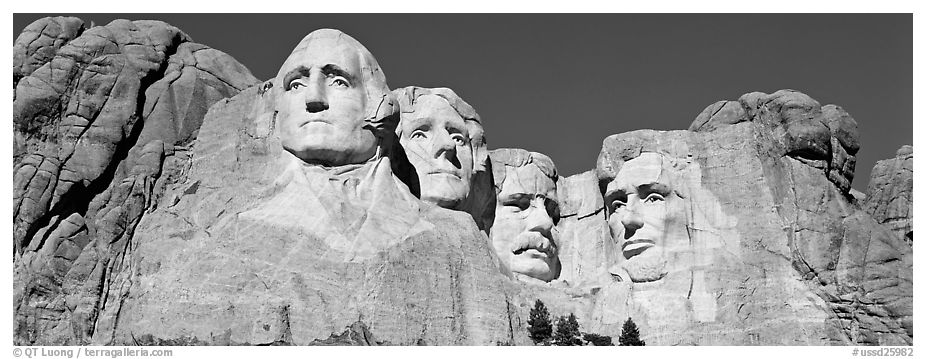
top-left (276, 30), bottom-right (385, 166)
top-left (399, 95), bottom-right (475, 208)
top-left (604, 153), bottom-right (686, 283)
top-left (490, 155), bottom-right (560, 282)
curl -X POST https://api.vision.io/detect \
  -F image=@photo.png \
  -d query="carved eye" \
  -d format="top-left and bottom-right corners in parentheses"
top-left (451, 134), bottom-right (467, 146)
top-left (611, 199), bottom-right (626, 210)
top-left (644, 193), bottom-right (665, 203)
top-left (505, 198), bottom-right (530, 212)
top-left (289, 80), bottom-right (305, 90)
top-left (516, 198), bottom-right (531, 211)
top-left (331, 77), bottom-right (350, 88)
top-left (545, 199), bottom-right (561, 225)
top-left (410, 130), bottom-right (427, 139)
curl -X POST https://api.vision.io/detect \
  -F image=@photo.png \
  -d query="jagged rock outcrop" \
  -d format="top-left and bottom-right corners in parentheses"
top-left (308, 321), bottom-right (386, 346)
top-left (13, 16), bottom-right (86, 90)
top-left (13, 17), bottom-right (259, 345)
top-left (862, 145), bottom-right (912, 246)
top-left (687, 91), bottom-right (910, 345)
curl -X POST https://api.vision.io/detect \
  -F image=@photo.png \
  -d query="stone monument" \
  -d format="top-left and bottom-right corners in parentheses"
top-left (393, 86), bottom-right (493, 230)
top-left (489, 149), bottom-right (562, 283)
top-left (11, 18), bottom-right (913, 347)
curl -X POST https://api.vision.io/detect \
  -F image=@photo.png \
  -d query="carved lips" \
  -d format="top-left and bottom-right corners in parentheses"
top-left (298, 116), bottom-right (333, 126)
top-left (427, 168), bottom-right (463, 179)
top-left (622, 238), bottom-right (655, 258)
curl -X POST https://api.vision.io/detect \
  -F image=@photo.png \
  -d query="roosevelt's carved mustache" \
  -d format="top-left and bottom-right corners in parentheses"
top-left (511, 232), bottom-right (554, 257)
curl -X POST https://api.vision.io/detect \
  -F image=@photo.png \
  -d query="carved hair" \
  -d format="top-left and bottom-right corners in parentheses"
top-left (489, 148), bottom-right (558, 195)
top-left (596, 130), bottom-right (692, 200)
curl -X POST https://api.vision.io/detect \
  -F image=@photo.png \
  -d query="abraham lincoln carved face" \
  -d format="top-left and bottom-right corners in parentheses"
top-left (603, 152), bottom-right (688, 283)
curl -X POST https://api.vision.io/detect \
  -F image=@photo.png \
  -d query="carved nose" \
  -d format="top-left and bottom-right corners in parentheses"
top-left (525, 199), bottom-right (554, 236)
top-left (304, 79), bottom-right (328, 113)
top-left (621, 208), bottom-right (644, 238)
top-left (305, 101), bottom-right (329, 113)
top-left (432, 133), bottom-right (461, 167)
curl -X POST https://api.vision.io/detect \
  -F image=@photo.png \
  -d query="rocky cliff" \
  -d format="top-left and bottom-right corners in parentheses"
top-left (862, 146), bottom-right (913, 246)
top-left (13, 17), bottom-right (259, 345)
top-left (12, 18), bottom-right (912, 346)
top-left (529, 90), bottom-right (911, 346)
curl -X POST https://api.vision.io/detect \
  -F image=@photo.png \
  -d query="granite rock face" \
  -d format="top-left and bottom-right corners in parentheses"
top-left (99, 85), bottom-right (524, 346)
top-left (556, 90), bottom-right (909, 345)
top-left (862, 145), bottom-right (912, 246)
top-left (12, 20), bottom-right (911, 347)
top-left (13, 17), bottom-right (259, 345)
top-left (687, 92), bottom-right (909, 345)
top-left (524, 90), bottom-right (909, 346)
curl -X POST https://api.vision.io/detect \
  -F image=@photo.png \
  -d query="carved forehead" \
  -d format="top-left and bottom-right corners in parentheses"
top-left (611, 152), bottom-right (668, 190)
top-left (405, 95), bottom-right (463, 121)
top-left (490, 148), bottom-right (558, 193)
top-left (498, 164), bottom-right (557, 199)
top-left (276, 29), bottom-right (385, 89)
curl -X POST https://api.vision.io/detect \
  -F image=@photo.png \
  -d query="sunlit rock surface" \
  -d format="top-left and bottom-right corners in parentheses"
top-left (12, 18), bottom-right (910, 346)
top-left (13, 17), bottom-right (259, 345)
top-left (862, 145), bottom-right (912, 246)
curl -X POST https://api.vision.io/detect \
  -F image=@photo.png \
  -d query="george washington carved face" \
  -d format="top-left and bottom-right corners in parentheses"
top-left (275, 29), bottom-right (395, 166)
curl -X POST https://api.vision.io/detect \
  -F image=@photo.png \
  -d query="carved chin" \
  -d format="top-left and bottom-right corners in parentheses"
top-left (510, 255), bottom-right (558, 282)
top-left (622, 248), bottom-right (667, 283)
top-left (419, 180), bottom-right (468, 209)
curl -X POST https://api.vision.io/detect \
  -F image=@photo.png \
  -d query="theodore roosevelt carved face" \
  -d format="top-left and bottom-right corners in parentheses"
top-left (275, 29), bottom-right (395, 166)
top-left (490, 150), bottom-right (561, 282)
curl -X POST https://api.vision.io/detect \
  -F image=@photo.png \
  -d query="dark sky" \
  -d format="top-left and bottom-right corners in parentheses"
top-left (14, 14), bottom-right (912, 191)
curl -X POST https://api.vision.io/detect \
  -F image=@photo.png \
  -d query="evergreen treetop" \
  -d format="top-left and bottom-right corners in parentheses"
top-left (618, 317), bottom-right (645, 346)
top-left (527, 299), bottom-right (553, 345)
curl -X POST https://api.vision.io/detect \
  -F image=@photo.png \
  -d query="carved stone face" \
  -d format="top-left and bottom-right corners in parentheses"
top-left (277, 34), bottom-right (376, 166)
top-left (399, 95), bottom-right (475, 208)
top-left (604, 153), bottom-right (685, 283)
top-left (490, 164), bottom-right (560, 282)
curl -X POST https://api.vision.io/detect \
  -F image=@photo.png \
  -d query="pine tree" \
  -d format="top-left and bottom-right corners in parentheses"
top-left (527, 300), bottom-right (553, 344)
top-left (552, 313), bottom-right (583, 346)
top-left (618, 317), bottom-right (645, 346)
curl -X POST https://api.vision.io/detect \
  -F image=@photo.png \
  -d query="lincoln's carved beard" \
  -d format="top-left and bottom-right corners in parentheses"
top-left (621, 245), bottom-right (668, 283)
